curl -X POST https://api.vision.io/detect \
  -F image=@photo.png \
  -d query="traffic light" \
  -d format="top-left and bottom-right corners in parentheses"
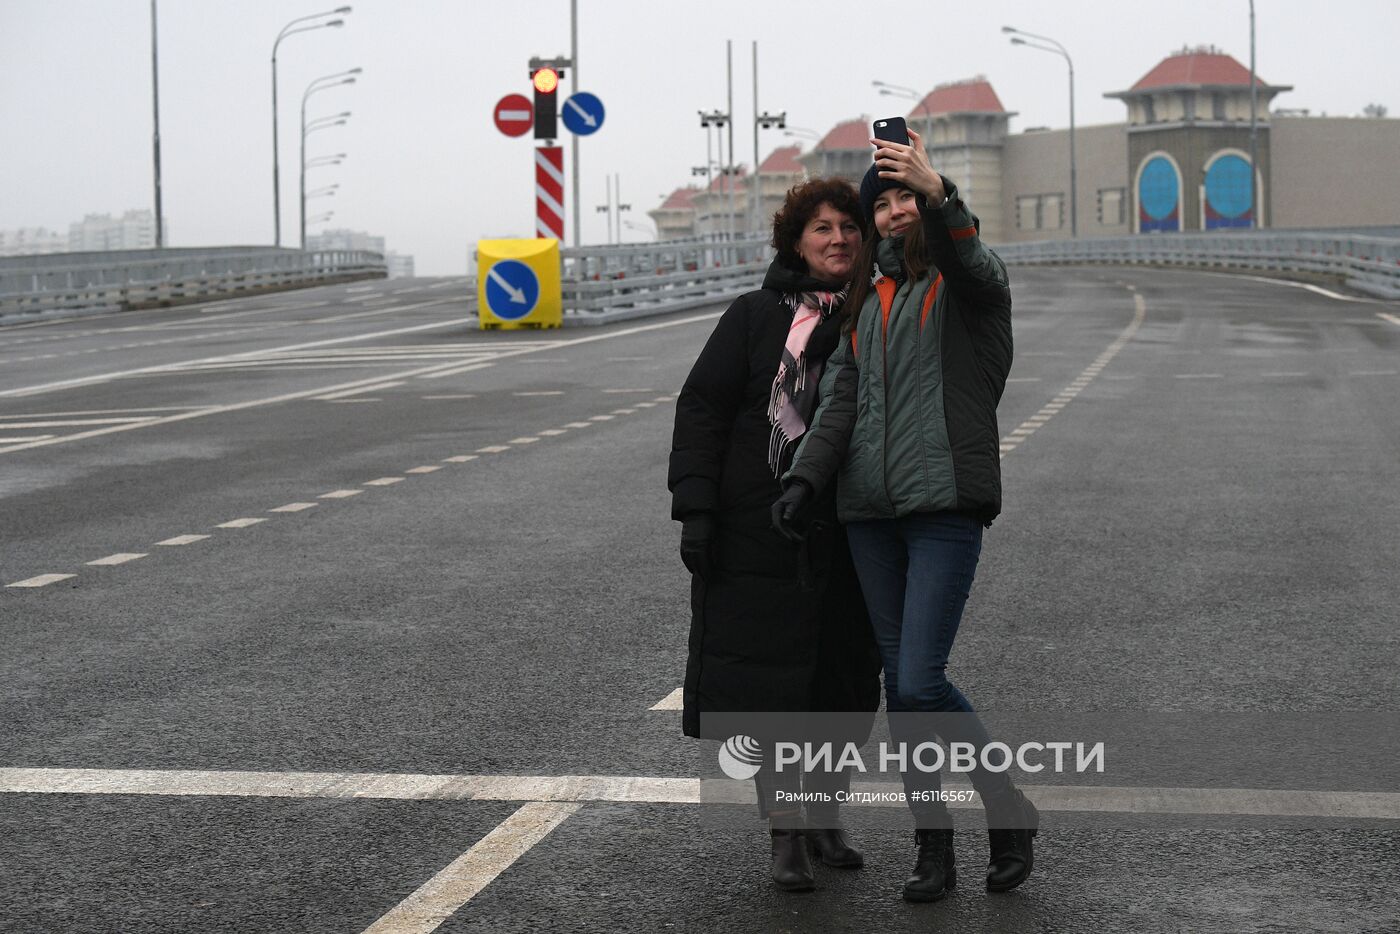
top-left (532, 66), bottom-right (559, 139)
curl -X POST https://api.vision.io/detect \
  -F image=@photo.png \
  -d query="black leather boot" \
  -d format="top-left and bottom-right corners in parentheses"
top-left (806, 825), bottom-right (864, 868)
top-left (903, 828), bottom-right (956, 902)
top-left (984, 787), bottom-right (1039, 893)
top-left (770, 827), bottom-right (816, 891)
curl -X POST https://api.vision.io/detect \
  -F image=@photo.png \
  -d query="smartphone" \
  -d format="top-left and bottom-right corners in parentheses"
top-left (873, 116), bottom-right (910, 146)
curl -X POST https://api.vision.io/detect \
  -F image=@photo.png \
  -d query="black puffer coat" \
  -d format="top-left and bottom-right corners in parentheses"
top-left (669, 260), bottom-right (881, 739)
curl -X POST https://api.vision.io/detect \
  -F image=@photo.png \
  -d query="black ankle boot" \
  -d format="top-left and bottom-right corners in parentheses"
top-left (984, 788), bottom-right (1039, 892)
top-left (903, 829), bottom-right (956, 902)
top-left (770, 829), bottom-right (816, 891)
top-left (806, 826), bottom-right (864, 868)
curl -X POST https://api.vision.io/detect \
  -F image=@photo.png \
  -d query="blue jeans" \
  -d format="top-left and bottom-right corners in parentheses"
top-left (845, 513), bottom-right (1011, 821)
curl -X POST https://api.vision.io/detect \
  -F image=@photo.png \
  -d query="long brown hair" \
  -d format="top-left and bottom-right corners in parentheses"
top-left (843, 194), bottom-right (933, 335)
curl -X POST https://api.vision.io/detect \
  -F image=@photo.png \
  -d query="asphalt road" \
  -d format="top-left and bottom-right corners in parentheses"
top-left (1, 269), bottom-right (1397, 933)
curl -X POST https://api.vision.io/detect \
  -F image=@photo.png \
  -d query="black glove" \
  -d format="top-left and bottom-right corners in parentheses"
top-left (771, 480), bottom-right (813, 543)
top-left (679, 513), bottom-right (717, 580)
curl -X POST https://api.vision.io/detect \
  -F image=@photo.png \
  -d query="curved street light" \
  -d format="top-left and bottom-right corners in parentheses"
top-left (270, 7), bottom-right (350, 245)
top-left (782, 127), bottom-right (821, 141)
top-left (305, 153), bottom-right (346, 169)
top-left (300, 68), bottom-right (358, 249)
top-left (1004, 25), bottom-right (1077, 237)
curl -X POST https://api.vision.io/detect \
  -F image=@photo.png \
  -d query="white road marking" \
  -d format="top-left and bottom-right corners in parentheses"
top-left (320, 490), bottom-right (363, 499)
top-left (589, 415), bottom-right (614, 421)
top-left (0, 435), bottom-right (55, 443)
top-left (602, 388), bottom-right (654, 393)
top-left (417, 363), bottom-right (496, 380)
top-left (634, 402), bottom-right (656, 408)
top-left (1194, 269), bottom-right (1379, 303)
top-left (156, 535), bottom-right (209, 546)
top-left (421, 394), bottom-right (476, 400)
top-left (86, 553), bottom-right (147, 566)
top-left (1, 311), bottom-right (724, 456)
top-left (315, 381), bottom-right (406, 401)
top-left (513, 391), bottom-right (564, 397)
top-left (611, 408), bottom-right (637, 415)
top-left (476, 445), bottom-right (510, 454)
top-left (325, 398), bottom-right (381, 403)
top-left (360, 801), bottom-right (581, 934)
top-left (269, 503), bottom-right (317, 513)
top-left (4, 767), bottom-right (1397, 822)
top-left (365, 477), bottom-right (404, 486)
top-left (0, 418), bottom-right (152, 429)
top-left (217, 518), bottom-right (268, 529)
top-left (442, 455), bottom-right (478, 463)
top-left (406, 466), bottom-right (442, 474)
top-left (537, 429), bottom-right (567, 436)
top-left (1175, 373), bottom-right (1224, 379)
top-left (562, 422), bottom-right (593, 429)
top-left (1351, 370), bottom-right (1398, 377)
top-left (1378, 312), bottom-right (1400, 327)
top-left (1002, 293), bottom-right (1146, 458)
top-left (6, 573), bottom-right (75, 588)
top-left (650, 688), bottom-right (684, 711)
top-left (508, 437), bottom-right (539, 444)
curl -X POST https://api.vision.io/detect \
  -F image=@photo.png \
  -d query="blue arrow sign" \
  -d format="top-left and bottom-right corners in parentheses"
top-left (484, 260), bottom-right (540, 320)
top-left (562, 92), bottom-right (605, 136)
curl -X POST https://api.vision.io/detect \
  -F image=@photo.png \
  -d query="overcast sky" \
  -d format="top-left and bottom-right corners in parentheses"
top-left (3, 0), bottom-right (1397, 274)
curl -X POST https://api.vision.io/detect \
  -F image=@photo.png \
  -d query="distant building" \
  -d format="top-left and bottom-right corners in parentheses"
top-left (649, 186), bottom-right (700, 240)
top-left (304, 228), bottom-right (386, 254)
top-left (692, 169), bottom-right (749, 239)
top-left (0, 227), bottom-right (67, 257)
top-left (652, 46), bottom-right (1400, 243)
top-left (68, 210), bottom-right (163, 251)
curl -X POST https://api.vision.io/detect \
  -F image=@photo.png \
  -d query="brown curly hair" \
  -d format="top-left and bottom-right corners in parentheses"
top-left (770, 177), bottom-right (864, 273)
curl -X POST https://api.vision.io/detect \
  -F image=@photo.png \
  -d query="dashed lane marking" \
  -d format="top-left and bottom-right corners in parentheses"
top-left (513, 390), bottom-right (565, 397)
top-left (417, 363), bottom-right (496, 380)
top-left (650, 688), bottom-right (684, 711)
top-left (562, 422), bottom-right (593, 429)
top-left (156, 535), bottom-right (209, 546)
top-left (476, 445), bottom-right (511, 454)
top-left (589, 415), bottom-right (614, 421)
top-left (421, 395), bottom-right (476, 400)
top-left (6, 573), bottom-right (76, 588)
top-left (325, 398), bottom-right (381, 403)
top-left (86, 553), bottom-right (146, 566)
top-left (537, 429), bottom-right (567, 436)
top-left (611, 408), bottom-right (637, 415)
top-left (442, 455), bottom-right (477, 463)
top-left (217, 518), bottom-right (268, 529)
top-left (406, 466), bottom-right (442, 474)
top-left (361, 801), bottom-right (581, 934)
top-left (269, 503), bottom-right (318, 513)
top-left (1000, 292), bottom-right (1146, 459)
top-left (364, 478), bottom-right (404, 486)
top-left (1174, 373), bottom-right (1224, 380)
top-left (0, 435), bottom-right (55, 443)
top-left (508, 437), bottom-right (539, 445)
top-left (320, 489), bottom-right (363, 499)
top-left (1379, 313), bottom-right (1400, 327)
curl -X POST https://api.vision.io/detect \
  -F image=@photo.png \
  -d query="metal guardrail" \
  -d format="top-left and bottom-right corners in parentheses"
top-left (994, 231), bottom-right (1400, 300)
top-left (0, 247), bottom-right (387, 319)
top-left (560, 237), bottom-right (770, 325)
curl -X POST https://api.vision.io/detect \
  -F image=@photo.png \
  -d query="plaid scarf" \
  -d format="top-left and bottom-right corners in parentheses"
top-left (767, 288), bottom-right (847, 476)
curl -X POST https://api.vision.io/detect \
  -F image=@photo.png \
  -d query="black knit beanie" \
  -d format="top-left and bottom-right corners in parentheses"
top-left (858, 163), bottom-right (903, 224)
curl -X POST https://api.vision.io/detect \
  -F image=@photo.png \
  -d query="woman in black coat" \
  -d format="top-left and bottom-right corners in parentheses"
top-left (668, 178), bottom-right (882, 893)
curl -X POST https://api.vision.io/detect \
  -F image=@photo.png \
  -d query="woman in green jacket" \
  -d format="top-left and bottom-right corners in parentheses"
top-left (773, 127), bottom-right (1038, 902)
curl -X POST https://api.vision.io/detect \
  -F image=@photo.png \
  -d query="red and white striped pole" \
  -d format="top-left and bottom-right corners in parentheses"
top-left (535, 146), bottom-right (564, 240)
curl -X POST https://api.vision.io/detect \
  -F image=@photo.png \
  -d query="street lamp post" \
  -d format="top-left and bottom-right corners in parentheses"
top-left (271, 7), bottom-right (350, 246)
top-left (301, 111), bottom-right (350, 247)
top-left (1004, 26), bottom-right (1077, 238)
top-left (150, 0), bottom-right (163, 248)
top-left (699, 110), bottom-right (730, 244)
top-left (1249, 0), bottom-right (1259, 229)
top-left (300, 68), bottom-right (359, 248)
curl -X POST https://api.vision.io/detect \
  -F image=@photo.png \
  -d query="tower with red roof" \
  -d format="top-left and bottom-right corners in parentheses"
top-left (1106, 45), bottom-right (1292, 232)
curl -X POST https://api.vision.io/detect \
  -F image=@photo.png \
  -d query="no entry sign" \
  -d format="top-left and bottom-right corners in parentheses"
top-left (494, 93), bottom-right (533, 137)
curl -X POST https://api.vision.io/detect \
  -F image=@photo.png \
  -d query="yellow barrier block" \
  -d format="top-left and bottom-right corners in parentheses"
top-left (476, 238), bottom-right (562, 329)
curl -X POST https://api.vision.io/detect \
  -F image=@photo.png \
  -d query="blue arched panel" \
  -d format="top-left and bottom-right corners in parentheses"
top-left (1139, 156), bottom-right (1180, 232)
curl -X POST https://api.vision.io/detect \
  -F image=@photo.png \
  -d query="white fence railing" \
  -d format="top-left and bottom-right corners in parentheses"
top-left (0, 247), bottom-right (387, 318)
top-left (994, 231), bottom-right (1400, 299)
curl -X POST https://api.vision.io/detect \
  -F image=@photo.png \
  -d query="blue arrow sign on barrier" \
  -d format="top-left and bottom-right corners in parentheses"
top-left (562, 92), bottom-right (605, 136)
top-left (484, 260), bottom-right (540, 320)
